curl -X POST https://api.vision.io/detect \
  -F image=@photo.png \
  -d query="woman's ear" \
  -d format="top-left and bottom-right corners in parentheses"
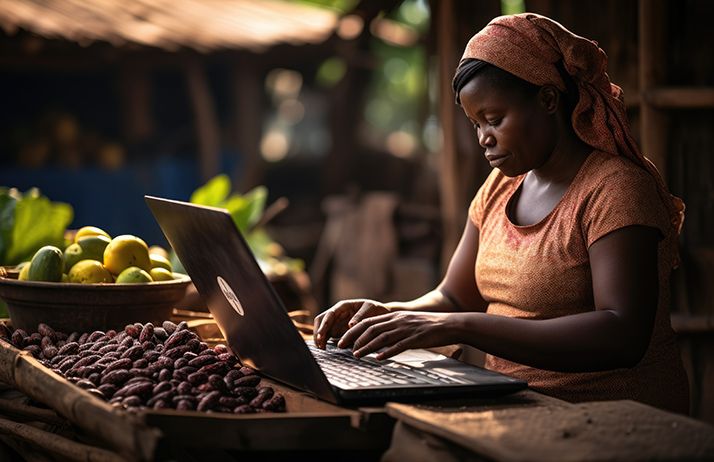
top-left (538, 85), bottom-right (560, 114)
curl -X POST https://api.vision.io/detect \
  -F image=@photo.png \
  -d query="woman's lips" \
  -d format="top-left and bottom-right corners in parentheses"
top-left (485, 153), bottom-right (509, 167)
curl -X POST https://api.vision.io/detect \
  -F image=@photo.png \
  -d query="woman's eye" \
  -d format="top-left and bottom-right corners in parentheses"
top-left (487, 118), bottom-right (501, 126)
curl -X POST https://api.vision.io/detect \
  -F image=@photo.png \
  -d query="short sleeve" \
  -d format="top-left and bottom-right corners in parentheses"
top-left (582, 168), bottom-right (670, 247)
top-left (469, 169), bottom-right (501, 230)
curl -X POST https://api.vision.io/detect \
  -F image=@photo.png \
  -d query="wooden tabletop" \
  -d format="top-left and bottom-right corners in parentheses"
top-left (383, 390), bottom-right (714, 462)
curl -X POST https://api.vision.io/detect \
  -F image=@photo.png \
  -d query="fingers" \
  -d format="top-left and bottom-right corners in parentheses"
top-left (353, 329), bottom-right (407, 359)
top-left (338, 313), bottom-right (393, 349)
top-left (348, 301), bottom-right (386, 328)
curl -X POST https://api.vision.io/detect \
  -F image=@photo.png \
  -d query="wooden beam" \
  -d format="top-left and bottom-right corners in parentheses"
top-left (436, 0), bottom-right (460, 274)
top-left (638, 0), bottom-right (668, 179)
top-left (231, 58), bottom-right (264, 192)
top-left (671, 314), bottom-right (714, 334)
top-left (645, 87), bottom-right (714, 109)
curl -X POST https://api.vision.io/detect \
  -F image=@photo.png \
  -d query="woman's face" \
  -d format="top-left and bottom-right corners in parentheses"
top-left (458, 74), bottom-right (557, 177)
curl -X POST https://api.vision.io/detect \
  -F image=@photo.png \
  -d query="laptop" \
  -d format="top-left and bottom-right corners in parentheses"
top-left (145, 195), bottom-right (526, 405)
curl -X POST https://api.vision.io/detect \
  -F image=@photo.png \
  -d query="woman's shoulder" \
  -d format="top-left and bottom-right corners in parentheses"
top-left (582, 150), bottom-right (654, 185)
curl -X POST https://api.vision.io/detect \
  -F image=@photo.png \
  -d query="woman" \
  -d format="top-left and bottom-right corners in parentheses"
top-left (313, 13), bottom-right (689, 414)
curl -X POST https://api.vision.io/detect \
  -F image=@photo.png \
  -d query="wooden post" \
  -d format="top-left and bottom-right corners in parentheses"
top-left (185, 58), bottom-right (221, 183)
top-left (639, 0), bottom-right (668, 179)
top-left (231, 57), bottom-right (265, 192)
top-left (118, 62), bottom-right (154, 144)
top-left (436, 0), bottom-right (460, 273)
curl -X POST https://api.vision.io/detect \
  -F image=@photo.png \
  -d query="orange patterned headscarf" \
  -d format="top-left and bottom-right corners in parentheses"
top-left (461, 13), bottom-right (684, 266)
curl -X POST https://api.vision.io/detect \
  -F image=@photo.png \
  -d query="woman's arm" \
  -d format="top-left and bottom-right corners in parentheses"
top-left (343, 225), bottom-right (660, 372)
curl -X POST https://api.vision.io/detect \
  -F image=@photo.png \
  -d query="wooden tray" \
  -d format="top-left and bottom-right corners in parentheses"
top-left (0, 329), bottom-right (392, 460)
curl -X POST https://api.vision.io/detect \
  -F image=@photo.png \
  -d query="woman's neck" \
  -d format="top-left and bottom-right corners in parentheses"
top-left (530, 115), bottom-right (591, 185)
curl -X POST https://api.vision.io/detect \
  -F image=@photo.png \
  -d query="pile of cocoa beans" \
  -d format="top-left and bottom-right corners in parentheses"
top-left (0, 321), bottom-right (285, 414)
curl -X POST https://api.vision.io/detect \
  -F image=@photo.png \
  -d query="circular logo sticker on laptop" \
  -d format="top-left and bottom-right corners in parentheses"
top-left (217, 276), bottom-right (244, 316)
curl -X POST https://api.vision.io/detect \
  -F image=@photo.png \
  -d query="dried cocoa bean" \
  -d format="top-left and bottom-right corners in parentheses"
top-left (23, 345), bottom-right (41, 357)
top-left (100, 369), bottom-right (131, 386)
top-left (196, 383), bottom-right (214, 393)
top-left (187, 371), bottom-right (208, 385)
top-left (176, 400), bottom-right (194, 411)
top-left (217, 353), bottom-right (238, 365)
top-left (162, 345), bottom-right (191, 360)
top-left (197, 391), bottom-right (221, 412)
top-left (57, 342), bottom-right (79, 356)
top-left (87, 331), bottom-right (105, 343)
top-left (87, 373), bottom-right (101, 386)
top-left (175, 321), bottom-right (188, 332)
top-left (208, 374), bottom-right (228, 393)
top-left (77, 333), bottom-right (89, 344)
top-left (233, 375), bottom-right (260, 388)
top-left (198, 349), bottom-right (217, 357)
top-left (40, 336), bottom-right (53, 350)
top-left (75, 379), bottom-right (95, 389)
top-left (171, 394), bottom-right (197, 404)
top-left (89, 341), bottom-right (109, 352)
top-left (120, 336), bottom-right (134, 348)
top-left (233, 404), bottom-right (255, 414)
top-left (187, 355), bottom-right (216, 368)
top-left (157, 368), bottom-right (171, 382)
top-left (186, 339), bottom-right (201, 353)
top-left (86, 388), bottom-right (106, 400)
top-left (11, 329), bottom-right (27, 348)
top-left (57, 355), bottom-right (79, 372)
top-left (143, 351), bottom-right (160, 362)
top-left (97, 383), bottom-right (117, 399)
top-left (239, 366), bottom-right (256, 376)
top-left (118, 382), bottom-right (153, 400)
top-left (139, 323), bottom-right (154, 344)
top-left (141, 341), bottom-right (155, 352)
top-left (125, 376), bottom-right (153, 386)
top-left (121, 345), bottom-right (144, 361)
top-left (104, 358), bottom-right (132, 374)
top-left (37, 324), bottom-right (57, 342)
top-left (262, 394), bottom-right (285, 412)
top-left (56, 340), bottom-right (66, 348)
top-left (153, 327), bottom-right (168, 342)
top-left (153, 400), bottom-right (170, 410)
top-left (176, 382), bottom-right (193, 395)
top-left (73, 354), bottom-right (101, 368)
top-left (42, 346), bottom-right (58, 360)
top-left (97, 344), bottom-right (118, 355)
top-left (67, 332), bottom-right (80, 343)
top-left (183, 351), bottom-right (198, 361)
top-left (50, 354), bottom-right (67, 366)
top-left (249, 387), bottom-right (274, 408)
top-left (198, 341), bottom-right (209, 351)
top-left (124, 324), bottom-right (140, 339)
top-left (102, 351), bottom-right (121, 360)
top-left (232, 387), bottom-right (258, 399)
top-left (213, 344), bottom-right (228, 354)
top-left (218, 396), bottom-right (240, 408)
top-left (151, 356), bottom-right (174, 370)
top-left (164, 329), bottom-right (194, 350)
top-left (78, 349), bottom-right (98, 358)
top-left (133, 358), bottom-right (148, 369)
top-left (174, 358), bottom-right (188, 369)
top-left (162, 321), bottom-right (177, 335)
top-left (199, 362), bottom-right (229, 377)
top-left (224, 369), bottom-right (242, 383)
top-left (80, 365), bottom-right (102, 378)
top-left (78, 342), bottom-right (95, 352)
top-left (24, 333), bottom-right (42, 346)
top-left (128, 368), bottom-right (152, 378)
top-left (152, 381), bottom-right (172, 395)
top-left (147, 390), bottom-right (175, 407)
top-left (122, 396), bottom-right (142, 407)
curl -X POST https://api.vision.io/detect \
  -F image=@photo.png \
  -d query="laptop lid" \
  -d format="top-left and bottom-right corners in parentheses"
top-left (145, 195), bottom-right (338, 403)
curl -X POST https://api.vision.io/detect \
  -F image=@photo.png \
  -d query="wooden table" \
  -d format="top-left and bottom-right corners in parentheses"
top-left (381, 389), bottom-right (714, 462)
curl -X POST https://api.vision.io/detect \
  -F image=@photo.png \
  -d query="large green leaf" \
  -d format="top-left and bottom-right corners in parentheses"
top-left (189, 174), bottom-right (231, 207)
top-left (3, 190), bottom-right (73, 265)
top-left (222, 186), bottom-right (268, 233)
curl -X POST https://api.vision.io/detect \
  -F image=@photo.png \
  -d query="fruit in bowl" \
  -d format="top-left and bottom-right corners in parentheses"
top-left (0, 226), bottom-right (191, 332)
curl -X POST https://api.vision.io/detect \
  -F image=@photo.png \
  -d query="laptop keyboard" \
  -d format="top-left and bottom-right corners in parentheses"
top-left (308, 343), bottom-right (469, 389)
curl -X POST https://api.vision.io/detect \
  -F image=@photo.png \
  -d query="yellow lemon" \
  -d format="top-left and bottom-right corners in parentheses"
top-left (64, 235), bottom-right (111, 271)
top-left (18, 263), bottom-right (31, 281)
top-left (149, 267), bottom-right (174, 281)
top-left (103, 235), bottom-right (152, 275)
top-left (74, 226), bottom-right (111, 243)
top-left (68, 260), bottom-right (113, 284)
top-left (115, 266), bottom-right (153, 284)
top-left (149, 253), bottom-right (173, 272)
top-left (148, 245), bottom-right (169, 260)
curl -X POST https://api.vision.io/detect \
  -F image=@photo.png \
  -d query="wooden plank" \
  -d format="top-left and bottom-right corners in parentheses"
top-left (646, 87), bottom-right (714, 109)
top-left (386, 399), bottom-right (714, 461)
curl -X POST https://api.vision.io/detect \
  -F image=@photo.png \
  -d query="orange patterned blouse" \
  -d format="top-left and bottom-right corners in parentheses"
top-left (470, 150), bottom-right (689, 414)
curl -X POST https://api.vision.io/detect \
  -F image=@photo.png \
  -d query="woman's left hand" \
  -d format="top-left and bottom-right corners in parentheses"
top-left (338, 311), bottom-right (457, 360)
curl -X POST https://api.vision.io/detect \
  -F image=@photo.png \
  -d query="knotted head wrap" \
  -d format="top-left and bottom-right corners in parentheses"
top-left (459, 13), bottom-right (684, 267)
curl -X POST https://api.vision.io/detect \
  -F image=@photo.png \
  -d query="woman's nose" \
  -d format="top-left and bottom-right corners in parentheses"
top-left (478, 130), bottom-right (495, 148)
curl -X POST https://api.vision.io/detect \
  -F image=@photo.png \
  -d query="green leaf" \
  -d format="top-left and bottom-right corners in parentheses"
top-left (4, 191), bottom-right (73, 265)
top-left (0, 191), bottom-right (18, 263)
top-left (190, 174), bottom-right (231, 207)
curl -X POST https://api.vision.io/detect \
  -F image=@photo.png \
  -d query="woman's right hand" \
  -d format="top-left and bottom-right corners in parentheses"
top-left (313, 299), bottom-right (390, 349)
